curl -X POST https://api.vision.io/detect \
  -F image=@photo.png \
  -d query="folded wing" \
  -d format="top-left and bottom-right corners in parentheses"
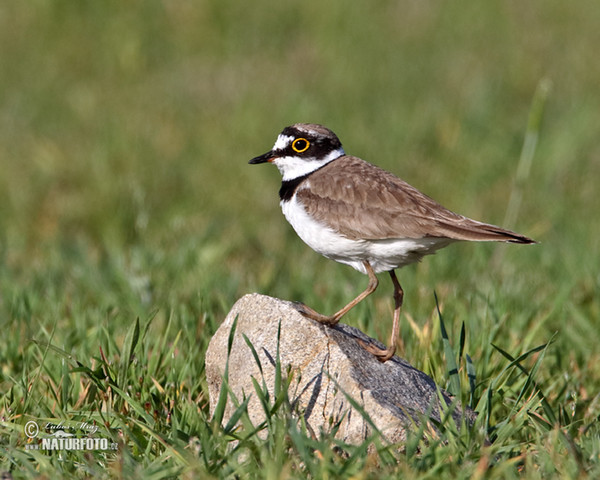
top-left (297, 156), bottom-right (535, 244)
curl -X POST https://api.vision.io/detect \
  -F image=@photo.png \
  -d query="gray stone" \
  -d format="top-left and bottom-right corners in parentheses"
top-left (205, 293), bottom-right (474, 445)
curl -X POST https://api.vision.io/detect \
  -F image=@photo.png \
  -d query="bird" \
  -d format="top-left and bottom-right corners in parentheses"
top-left (249, 123), bottom-right (535, 362)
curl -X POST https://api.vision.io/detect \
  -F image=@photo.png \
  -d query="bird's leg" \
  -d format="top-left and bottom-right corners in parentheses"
top-left (359, 269), bottom-right (403, 362)
top-left (295, 261), bottom-right (378, 326)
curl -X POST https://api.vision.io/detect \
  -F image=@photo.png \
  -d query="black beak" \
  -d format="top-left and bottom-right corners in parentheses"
top-left (249, 151), bottom-right (275, 164)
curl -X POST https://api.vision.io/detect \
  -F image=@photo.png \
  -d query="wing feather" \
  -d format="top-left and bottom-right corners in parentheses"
top-left (297, 156), bottom-right (534, 244)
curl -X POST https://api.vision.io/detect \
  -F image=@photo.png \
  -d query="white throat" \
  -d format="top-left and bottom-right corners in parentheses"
top-left (273, 147), bottom-right (345, 180)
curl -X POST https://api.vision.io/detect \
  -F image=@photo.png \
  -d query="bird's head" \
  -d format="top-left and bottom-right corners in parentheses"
top-left (249, 123), bottom-right (345, 180)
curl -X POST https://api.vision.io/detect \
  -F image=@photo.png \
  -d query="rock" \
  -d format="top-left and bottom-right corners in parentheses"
top-left (205, 293), bottom-right (474, 445)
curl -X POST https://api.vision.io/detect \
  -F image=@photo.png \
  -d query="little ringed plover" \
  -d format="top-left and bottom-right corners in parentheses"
top-left (250, 123), bottom-right (535, 362)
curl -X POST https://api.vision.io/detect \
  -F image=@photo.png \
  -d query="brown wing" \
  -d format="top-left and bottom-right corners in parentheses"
top-left (297, 156), bottom-right (535, 244)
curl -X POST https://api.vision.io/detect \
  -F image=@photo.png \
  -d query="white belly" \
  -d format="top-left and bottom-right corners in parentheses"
top-left (281, 195), bottom-right (453, 274)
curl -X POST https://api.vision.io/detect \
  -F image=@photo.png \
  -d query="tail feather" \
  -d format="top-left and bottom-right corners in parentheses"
top-left (435, 219), bottom-right (536, 244)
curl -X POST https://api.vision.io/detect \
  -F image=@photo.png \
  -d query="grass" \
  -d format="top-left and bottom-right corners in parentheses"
top-left (1, 0), bottom-right (600, 478)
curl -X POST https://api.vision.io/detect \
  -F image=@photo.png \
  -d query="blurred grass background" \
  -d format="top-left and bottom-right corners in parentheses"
top-left (1, 0), bottom-right (599, 478)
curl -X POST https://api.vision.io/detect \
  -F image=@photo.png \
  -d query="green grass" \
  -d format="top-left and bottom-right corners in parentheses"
top-left (1, 0), bottom-right (600, 478)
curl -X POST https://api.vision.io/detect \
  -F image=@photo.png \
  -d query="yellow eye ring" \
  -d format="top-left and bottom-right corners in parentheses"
top-left (292, 138), bottom-right (310, 153)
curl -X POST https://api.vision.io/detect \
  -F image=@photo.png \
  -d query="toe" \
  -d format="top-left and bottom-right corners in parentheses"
top-left (357, 339), bottom-right (396, 362)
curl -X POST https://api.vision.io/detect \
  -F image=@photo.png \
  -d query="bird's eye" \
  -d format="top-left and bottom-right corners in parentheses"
top-left (292, 138), bottom-right (310, 153)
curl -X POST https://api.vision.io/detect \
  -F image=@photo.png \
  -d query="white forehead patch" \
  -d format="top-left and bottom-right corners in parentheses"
top-left (273, 134), bottom-right (294, 152)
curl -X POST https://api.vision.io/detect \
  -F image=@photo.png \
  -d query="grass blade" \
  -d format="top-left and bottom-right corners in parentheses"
top-left (223, 395), bottom-right (252, 435)
top-left (274, 319), bottom-right (282, 395)
top-left (435, 292), bottom-right (460, 396)
top-left (491, 340), bottom-right (557, 424)
top-left (118, 317), bottom-right (140, 388)
top-left (242, 332), bottom-right (264, 377)
top-left (212, 315), bottom-right (239, 426)
top-left (503, 77), bottom-right (551, 230)
top-left (466, 353), bottom-right (477, 408)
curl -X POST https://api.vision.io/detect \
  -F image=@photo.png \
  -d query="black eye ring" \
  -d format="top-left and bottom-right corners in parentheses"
top-left (292, 138), bottom-right (310, 153)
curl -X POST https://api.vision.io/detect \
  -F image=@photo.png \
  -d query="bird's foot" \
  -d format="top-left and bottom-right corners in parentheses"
top-left (292, 302), bottom-right (340, 326)
top-left (357, 338), bottom-right (396, 363)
